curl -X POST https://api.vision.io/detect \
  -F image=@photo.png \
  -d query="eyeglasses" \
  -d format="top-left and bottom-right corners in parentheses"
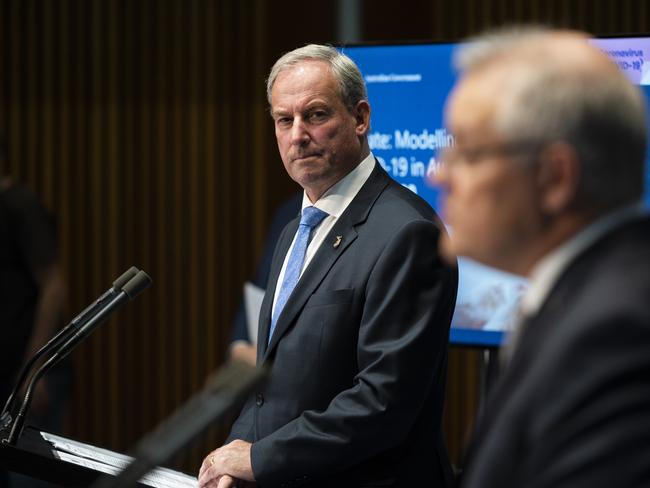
top-left (437, 141), bottom-right (542, 168)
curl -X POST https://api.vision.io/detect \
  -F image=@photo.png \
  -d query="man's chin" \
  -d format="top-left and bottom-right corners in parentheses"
top-left (291, 166), bottom-right (329, 184)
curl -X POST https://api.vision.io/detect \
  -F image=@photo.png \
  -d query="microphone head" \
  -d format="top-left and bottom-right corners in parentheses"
top-left (113, 267), bottom-right (140, 291)
top-left (122, 270), bottom-right (152, 300)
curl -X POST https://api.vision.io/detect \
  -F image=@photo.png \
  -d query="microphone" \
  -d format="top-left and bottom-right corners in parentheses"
top-left (0, 267), bottom-right (139, 430)
top-left (46, 270), bottom-right (151, 361)
top-left (3, 270), bottom-right (152, 445)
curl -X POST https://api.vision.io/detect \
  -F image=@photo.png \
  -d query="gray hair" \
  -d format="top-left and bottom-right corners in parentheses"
top-left (266, 44), bottom-right (367, 112)
top-left (455, 26), bottom-right (647, 212)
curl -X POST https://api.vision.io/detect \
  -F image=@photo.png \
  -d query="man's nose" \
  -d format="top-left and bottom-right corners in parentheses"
top-left (290, 119), bottom-right (310, 146)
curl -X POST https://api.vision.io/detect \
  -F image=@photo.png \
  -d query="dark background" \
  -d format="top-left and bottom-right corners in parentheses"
top-left (1, 0), bottom-right (647, 475)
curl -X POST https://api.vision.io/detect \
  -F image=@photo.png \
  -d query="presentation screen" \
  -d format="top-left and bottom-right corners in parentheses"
top-left (342, 37), bottom-right (650, 347)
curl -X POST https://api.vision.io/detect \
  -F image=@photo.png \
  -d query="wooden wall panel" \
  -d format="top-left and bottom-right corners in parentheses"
top-left (1, 0), bottom-right (270, 472)
top-left (1, 0), bottom-right (648, 475)
top-left (361, 0), bottom-right (649, 42)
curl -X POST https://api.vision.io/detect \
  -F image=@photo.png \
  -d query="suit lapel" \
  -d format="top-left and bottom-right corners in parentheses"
top-left (261, 163), bottom-right (391, 363)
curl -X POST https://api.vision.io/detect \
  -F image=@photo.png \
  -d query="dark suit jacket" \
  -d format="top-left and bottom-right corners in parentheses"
top-left (228, 163), bottom-right (458, 488)
top-left (460, 215), bottom-right (650, 488)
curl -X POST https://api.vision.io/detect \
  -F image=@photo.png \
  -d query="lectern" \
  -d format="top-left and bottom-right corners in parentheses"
top-left (0, 426), bottom-right (196, 487)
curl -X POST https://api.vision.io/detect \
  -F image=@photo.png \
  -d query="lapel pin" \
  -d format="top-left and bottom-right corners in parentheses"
top-left (333, 235), bottom-right (343, 248)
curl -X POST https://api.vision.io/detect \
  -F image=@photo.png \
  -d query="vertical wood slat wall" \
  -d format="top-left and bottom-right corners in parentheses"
top-left (428, 0), bottom-right (648, 41)
top-left (1, 0), bottom-right (648, 474)
top-left (1, 0), bottom-right (269, 471)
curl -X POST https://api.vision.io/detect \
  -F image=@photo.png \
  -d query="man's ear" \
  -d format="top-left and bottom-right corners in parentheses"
top-left (354, 100), bottom-right (371, 135)
top-left (536, 142), bottom-right (581, 214)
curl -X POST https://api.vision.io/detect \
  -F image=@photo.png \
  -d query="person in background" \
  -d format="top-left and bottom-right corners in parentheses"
top-left (228, 192), bottom-right (302, 366)
top-left (199, 44), bottom-right (458, 488)
top-left (433, 27), bottom-right (650, 487)
top-left (0, 138), bottom-right (68, 487)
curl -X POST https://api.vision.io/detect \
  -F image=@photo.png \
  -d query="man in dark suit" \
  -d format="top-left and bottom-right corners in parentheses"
top-left (433, 28), bottom-right (650, 487)
top-left (199, 45), bottom-right (457, 488)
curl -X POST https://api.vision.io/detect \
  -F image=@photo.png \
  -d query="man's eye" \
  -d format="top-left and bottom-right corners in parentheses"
top-left (276, 117), bottom-right (292, 127)
top-left (308, 111), bottom-right (328, 122)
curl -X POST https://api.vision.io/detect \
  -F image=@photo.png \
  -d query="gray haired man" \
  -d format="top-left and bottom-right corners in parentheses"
top-left (434, 27), bottom-right (650, 488)
top-left (199, 45), bottom-right (457, 488)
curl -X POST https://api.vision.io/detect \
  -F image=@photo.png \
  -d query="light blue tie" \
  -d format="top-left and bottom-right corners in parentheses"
top-left (269, 206), bottom-right (328, 344)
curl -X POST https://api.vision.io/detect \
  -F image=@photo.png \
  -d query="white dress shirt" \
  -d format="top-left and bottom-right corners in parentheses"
top-left (272, 153), bottom-right (376, 312)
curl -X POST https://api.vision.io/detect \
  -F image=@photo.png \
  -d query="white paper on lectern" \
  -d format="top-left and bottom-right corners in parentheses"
top-left (244, 282), bottom-right (264, 345)
top-left (41, 431), bottom-right (197, 488)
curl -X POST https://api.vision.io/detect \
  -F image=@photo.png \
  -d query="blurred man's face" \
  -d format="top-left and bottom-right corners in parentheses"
top-left (434, 71), bottom-right (544, 275)
top-left (271, 60), bottom-right (370, 202)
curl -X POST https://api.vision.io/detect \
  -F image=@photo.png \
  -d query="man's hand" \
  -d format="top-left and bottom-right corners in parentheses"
top-left (198, 440), bottom-right (255, 488)
top-left (228, 342), bottom-right (257, 366)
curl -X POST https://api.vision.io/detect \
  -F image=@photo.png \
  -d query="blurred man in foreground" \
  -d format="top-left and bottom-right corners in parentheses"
top-left (199, 44), bottom-right (457, 488)
top-left (434, 27), bottom-right (650, 487)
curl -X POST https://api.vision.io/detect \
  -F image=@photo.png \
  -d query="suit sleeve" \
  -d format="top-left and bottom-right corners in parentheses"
top-left (250, 219), bottom-right (457, 486)
top-left (227, 396), bottom-right (256, 442)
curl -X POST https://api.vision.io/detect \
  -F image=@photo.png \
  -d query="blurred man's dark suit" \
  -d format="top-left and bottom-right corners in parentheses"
top-left (228, 163), bottom-right (458, 488)
top-left (461, 215), bottom-right (650, 488)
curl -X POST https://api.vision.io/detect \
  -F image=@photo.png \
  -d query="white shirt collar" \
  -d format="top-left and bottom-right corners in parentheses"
top-left (271, 153), bottom-right (376, 314)
top-left (521, 204), bottom-right (646, 317)
top-left (301, 152), bottom-right (375, 216)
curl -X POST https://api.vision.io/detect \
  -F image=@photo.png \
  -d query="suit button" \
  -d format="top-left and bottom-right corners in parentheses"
top-left (256, 393), bottom-right (264, 406)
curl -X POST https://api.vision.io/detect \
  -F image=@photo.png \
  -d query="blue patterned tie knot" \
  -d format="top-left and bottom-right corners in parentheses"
top-left (300, 205), bottom-right (329, 229)
top-left (269, 206), bottom-right (328, 344)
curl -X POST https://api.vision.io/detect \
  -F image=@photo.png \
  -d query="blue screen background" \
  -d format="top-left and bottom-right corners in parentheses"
top-left (343, 41), bottom-right (650, 347)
